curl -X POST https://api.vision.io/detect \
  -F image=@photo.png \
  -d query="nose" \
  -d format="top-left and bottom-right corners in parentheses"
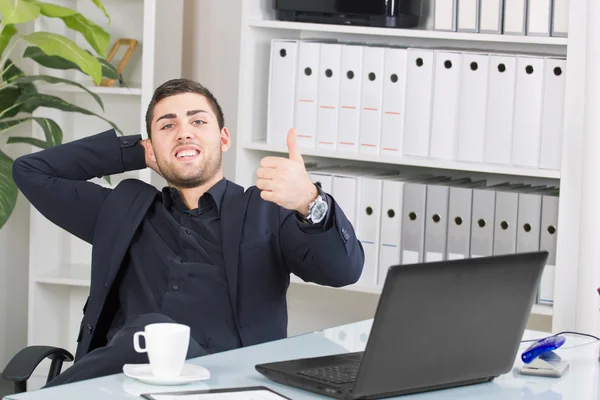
top-left (176, 126), bottom-right (194, 141)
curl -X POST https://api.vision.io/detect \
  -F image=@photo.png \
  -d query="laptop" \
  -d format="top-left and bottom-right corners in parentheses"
top-left (255, 251), bottom-right (548, 399)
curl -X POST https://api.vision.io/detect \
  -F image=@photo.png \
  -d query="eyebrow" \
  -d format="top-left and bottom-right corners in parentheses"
top-left (155, 109), bottom-right (210, 123)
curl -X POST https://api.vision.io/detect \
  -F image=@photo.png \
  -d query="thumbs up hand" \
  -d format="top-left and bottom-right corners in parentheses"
top-left (256, 128), bottom-right (318, 216)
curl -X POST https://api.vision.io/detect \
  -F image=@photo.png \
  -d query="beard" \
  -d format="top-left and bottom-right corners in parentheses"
top-left (156, 143), bottom-right (223, 189)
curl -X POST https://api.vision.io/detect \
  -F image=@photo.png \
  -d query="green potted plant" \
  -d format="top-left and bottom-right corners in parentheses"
top-left (0, 0), bottom-right (122, 229)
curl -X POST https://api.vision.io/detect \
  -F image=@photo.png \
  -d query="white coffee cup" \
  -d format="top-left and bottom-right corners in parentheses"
top-left (133, 322), bottom-right (190, 379)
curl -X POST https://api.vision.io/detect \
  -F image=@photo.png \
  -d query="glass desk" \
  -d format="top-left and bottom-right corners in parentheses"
top-left (4, 319), bottom-right (599, 399)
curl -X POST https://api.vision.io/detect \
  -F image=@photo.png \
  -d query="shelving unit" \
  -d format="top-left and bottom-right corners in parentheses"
top-left (24, 0), bottom-right (183, 388)
top-left (234, 0), bottom-right (596, 334)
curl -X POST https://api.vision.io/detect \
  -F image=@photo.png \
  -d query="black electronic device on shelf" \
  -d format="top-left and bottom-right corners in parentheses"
top-left (272, 0), bottom-right (422, 29)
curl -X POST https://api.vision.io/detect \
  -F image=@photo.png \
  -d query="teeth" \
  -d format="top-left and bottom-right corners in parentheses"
top-left (177, 150), bottom-right (198, 158)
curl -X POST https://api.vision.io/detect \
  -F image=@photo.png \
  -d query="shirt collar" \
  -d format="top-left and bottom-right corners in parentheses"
top-left (161, 178), bottom-right (227, 214)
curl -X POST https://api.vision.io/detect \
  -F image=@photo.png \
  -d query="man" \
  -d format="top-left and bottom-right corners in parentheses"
top-left (11, 78), bottom-right (364, 386)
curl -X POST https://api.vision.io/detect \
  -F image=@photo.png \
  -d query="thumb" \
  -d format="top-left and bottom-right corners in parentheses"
top-left (287, 128), bottom-right (303, 162)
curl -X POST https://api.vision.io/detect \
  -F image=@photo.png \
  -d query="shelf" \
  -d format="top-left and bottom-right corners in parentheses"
top-left (242, 141), bottom-right (561, 179)
top-left (35, 265), bottom-right (91, 288)
top-left (291, 277), bottom-right (554, 317)
top-left (38, 82), bottom-right (142, 96)
top-left (248, 19), bottom-right (569, 47)
top-left (532, 304), bottom-right (554, 317)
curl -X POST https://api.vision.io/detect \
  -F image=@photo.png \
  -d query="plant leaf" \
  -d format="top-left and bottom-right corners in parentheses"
top-left (0, 23), bottom-right (17, 56)
top-left (22, 32), bottom-right (102, 84)
top-left (0, 86), bottom-right (23, 118)
top-left (11, 75), bottom-right (103, 110)
top-left (90, 0), bottom-right (110, 24)
top-left (0, 147), bottom-right (17, 230)
top-left (0, 0), bottom-right (40, 24)
top-left (22, 46), bottom-right (118, 80)
top-left (13, 92), bottom-right (122, 134)
top-left (31, 1), bottom-right (110, 56)
top-left (0, 117), bottom-right (62, 147)
top-left (34, 116), bottom-right (62, 145)
top-left (6, 136), bottom-right (48, 148)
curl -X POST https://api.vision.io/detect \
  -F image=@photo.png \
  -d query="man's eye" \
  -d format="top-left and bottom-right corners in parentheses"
top-left (162, 123), bottom-right (174, 129)
top-left (193, 120), bottom-right (205, 125)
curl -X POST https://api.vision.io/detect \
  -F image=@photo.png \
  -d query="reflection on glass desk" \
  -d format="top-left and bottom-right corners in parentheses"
top-left (4, 319), bottom-right (599, 400)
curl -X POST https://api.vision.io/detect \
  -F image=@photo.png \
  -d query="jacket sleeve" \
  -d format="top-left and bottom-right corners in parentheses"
top-left (11, 129), bottom-right (146, 244)
top-left (278, 192), bottom-right (365, 287)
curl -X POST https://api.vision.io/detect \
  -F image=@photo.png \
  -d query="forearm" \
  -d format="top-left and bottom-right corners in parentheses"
top-left (280, 202), bottom-right (364, 287)
top-left (11, 129), bottom-right (145, 244)
top-left (13, 129), bottom-right (144, 182)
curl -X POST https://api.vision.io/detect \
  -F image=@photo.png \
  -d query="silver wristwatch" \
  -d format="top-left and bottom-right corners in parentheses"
top-left (306, 192), bottom-right (328, 224)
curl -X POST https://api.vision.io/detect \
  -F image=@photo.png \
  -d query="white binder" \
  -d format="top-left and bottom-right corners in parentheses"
top-left (539, 195), bottom-right (559, 304)
top-left (358, 46), bottom-right (385, 155)
top-left (511, 56), bottom-right (545, 167)
top-left (434, 0), bottom-right (458, 31)
top-left (378, 179), bottom-right (404, 285)
top-left (307, 172), bottom-right (333, 196)
top-left (479, 0), bottom-right (503, 34)
top-left (446, 187), bottom-right (473, 260)
top-left (403, 49), bottom-right (435, 158)
top-left (503, 0), bottom-right (527, 35)
top-left (539, 58), bottom-right (567, 170)
top-left (492, 191), bottom-right (519, 255)
top-left (516, 193), bottom-right (542, 254)
top-left (293, 41), bottom-right (321, 149)
top-left (266, 39), bottom-right (298, 147)
top-left (527, 0), bottom-right (552, 36)
top-left (337, 45), bottom-right (364, 153)
top-left (401, 182), bottom-right (428, 264)
top-left (356, 177), bottom-right (384, 286)
top-left (332, 175), bottom-right (358, 229)
top-left (470, 189), bottom-right (496, 258)
top-left (316, 43), bottom-right (342, 151)
top-left (456, 52), bottom-right (489, 163)
top-left (380, 47), bottom-right (407, 156)
top-left (424, 184), bottom-right (450, 262)
top-left (430, 50), bottom-right (463, 161)
top-left (484, 55), bottom-right (517, 165)
top-left (457, 0), bottom-right (480, 32)
top-left (551, 0), bottom-right (570, 37)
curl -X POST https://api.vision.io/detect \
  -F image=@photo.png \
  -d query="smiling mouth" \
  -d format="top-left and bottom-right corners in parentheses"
top-left (175, 148), bottom-right (200, 161)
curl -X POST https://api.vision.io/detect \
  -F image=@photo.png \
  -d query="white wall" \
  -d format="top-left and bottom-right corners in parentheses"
top-left (0, 139), bottom-right (30, 370)
top-left (182, 0), bottom-right (242, 180)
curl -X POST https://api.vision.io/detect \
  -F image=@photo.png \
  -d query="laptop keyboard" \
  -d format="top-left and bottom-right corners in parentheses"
top-left (297, 362), bottom-right (360, 385)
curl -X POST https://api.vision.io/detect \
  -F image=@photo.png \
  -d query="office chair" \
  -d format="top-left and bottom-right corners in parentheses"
top-left (1, 346), bottom-right (73, 393)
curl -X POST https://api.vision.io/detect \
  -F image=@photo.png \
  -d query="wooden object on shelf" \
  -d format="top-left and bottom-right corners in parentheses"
top-left (99, 38), bottom-right (138, 87)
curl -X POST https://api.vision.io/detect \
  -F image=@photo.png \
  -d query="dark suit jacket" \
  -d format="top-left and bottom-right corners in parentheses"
top-left (12, 129), bottom-right (364, 362)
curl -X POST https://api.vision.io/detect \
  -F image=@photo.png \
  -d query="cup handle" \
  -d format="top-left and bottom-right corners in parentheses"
top-left (133, 332), bottom-right (147, 353)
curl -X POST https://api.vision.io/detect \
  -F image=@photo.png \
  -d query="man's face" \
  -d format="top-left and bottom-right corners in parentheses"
top-left (148, 92), bottom-right (230, 188)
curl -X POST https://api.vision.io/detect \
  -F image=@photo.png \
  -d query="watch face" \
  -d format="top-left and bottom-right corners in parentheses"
top-left (311, 201), bottom-right (328, 222)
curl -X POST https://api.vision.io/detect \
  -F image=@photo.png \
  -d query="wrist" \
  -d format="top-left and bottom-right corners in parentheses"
top-left (297, 183), bottom-right (318, 216)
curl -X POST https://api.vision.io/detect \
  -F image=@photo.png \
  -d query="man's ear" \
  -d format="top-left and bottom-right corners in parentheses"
top-left (145, 138), bottom-right (157, 162)
top-left (221, 127), bottom-right (231, 152)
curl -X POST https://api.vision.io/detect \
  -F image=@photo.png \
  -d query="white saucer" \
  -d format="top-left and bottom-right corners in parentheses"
top-left (123, 363), bottom-right (211, 386)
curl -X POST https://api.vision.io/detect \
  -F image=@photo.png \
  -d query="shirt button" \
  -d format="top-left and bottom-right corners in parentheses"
top-left (123, 140), bottom-right (128, 145)
top-left (180, 260), bottom-right (186, 264)
top-left (186, 229), bottom-right (191, 234)
top-left (172, 285), bottom-right (179, 291)
top-left (87, 324), bottom-right (93, 334)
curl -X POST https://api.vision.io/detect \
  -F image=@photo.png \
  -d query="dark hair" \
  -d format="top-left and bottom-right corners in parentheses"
top-left (145, 78), bottom-right (225, 139)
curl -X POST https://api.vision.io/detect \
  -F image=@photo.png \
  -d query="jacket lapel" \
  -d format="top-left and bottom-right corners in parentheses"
top-left (220, 180), bottom-right (250, 323)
